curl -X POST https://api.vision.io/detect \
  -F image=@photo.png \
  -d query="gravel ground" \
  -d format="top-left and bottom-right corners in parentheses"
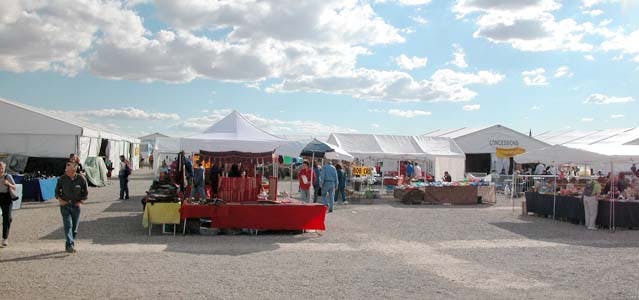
top-left (1, 170), bottom-right (638, 299)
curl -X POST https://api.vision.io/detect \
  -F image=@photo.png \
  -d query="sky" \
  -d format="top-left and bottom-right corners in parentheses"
top-left (0, 0), bottom-right (638, 139)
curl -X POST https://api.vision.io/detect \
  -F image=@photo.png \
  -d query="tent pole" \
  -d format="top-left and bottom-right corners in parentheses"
top-left (311, 152), bottom-right (315, 203)
top-left (290, 161), bottom-right (293, 198)
top-left (553, 163), bottom-right (557, 221)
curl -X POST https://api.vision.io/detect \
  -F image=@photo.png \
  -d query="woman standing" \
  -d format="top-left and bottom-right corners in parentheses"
top-left (0, 161), bottom-right (17, 247)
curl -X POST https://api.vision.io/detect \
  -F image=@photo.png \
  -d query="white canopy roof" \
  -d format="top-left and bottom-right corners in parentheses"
top-left (534, 128), bottom-right (639, 160)
top-left (424, 125), bottom-right (548, 154)
top-left (514, 144), bottom-right (610, 164)
top-left (155, 111), bottom-right (301, 157)
top-left (0, 97), bottom-right (139, 143)
top-left (327, 133), bottom-right (464, 160)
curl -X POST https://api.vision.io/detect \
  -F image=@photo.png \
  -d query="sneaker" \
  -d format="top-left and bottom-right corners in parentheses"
top-left (1, 239), bottom-right (7, 246)
top-left (65, 246), bottom-right (76, 253)
top-left (343, 201), bottom-right (349, 205)
top-left (125, 196), bottom-right (130, 200)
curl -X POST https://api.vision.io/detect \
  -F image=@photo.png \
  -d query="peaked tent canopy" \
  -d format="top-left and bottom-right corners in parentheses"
top-left (154, 111), bottom-right (302, 159)
top-left (301, 139), bottom-right (354, 162)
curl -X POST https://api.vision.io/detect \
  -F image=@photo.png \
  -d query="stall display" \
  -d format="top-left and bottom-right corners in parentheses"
top-left (21, 176), bottom-right (58, 201)
top-left (394, 181), bottom-right (494, 205)
top-left (525, 192), bottom-right (639, 228)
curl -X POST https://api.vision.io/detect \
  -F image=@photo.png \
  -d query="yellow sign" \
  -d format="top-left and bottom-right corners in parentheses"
top-left (352, 166), bottom-right (372, 176)
top-left (134, 145), bottom-right (140, 156)
top-left (496, 147), bottom-right (526, 158)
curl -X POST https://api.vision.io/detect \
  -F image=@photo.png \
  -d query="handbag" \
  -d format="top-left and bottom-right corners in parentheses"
top-left (4, 175), bottom-right (18, 201)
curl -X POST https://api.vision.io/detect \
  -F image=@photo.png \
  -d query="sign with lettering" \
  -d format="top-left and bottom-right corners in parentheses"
top-left (489, 139), bottom-right (519, 147)
top-left (495, 147), bottom-right (526, 158)
top-left (352, 166), bottom-right (372, 176)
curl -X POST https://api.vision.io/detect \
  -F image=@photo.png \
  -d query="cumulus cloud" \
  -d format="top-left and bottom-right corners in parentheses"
top-left (581, 117), bottom-right (594, 122)
top-left (522, 68), bottom-right (548, 86)
top-left (601, 29), bottom-right (639, 59)
top-left (449, 44), bottom-right (468, 68)
top-left (584, 54), bottom-right (595, 60)
top-left (554, 66), bottom-right (573, 78)
top-left (172, 110), bottom-right (357, 135)
top-left (0, 1), bottom-right (507, 104)
top-left (387, 109), bottom-right (431, 118)
top-left (66, 107), bottom-right (181, 121)
top-left (411, 16), bottom-right (428, 25)
top-left (395, 54), bottom-right (428, 70)
top-left (462, 104), bottom-right (480, 111)
top-left (582, 9), bottom-right (603, 16)
top-left (584, 93), bottom-right (635, 104)
top-left (268, 68), bottom-right (504, 102)
top-left (454, 0), bottom-right (594, 52)
top-left (610, 114), bottom-right (624, 119)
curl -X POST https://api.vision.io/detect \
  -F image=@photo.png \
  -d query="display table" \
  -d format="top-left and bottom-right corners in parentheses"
top-left (597, 200), bottom-right (639, 228)
top-left (423, 186), bottom-right (478, 205)
top-left (143, 202), bottom-right (181, 235)
top-left (180, 200), bottom-right (327, 234)
top-left (477, 185), bottom-right (496, 203)
top-left (21, 177), bottom-right (58, 201)
top-left (525, 192), bottom-right (639, 228)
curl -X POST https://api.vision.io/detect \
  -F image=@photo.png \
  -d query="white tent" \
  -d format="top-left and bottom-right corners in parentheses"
top-left (154, 111), bottom-right (302, 169)
top-left (0, 97), bottom-right (140, 173)
top-left (425, 125), bottom-right (549, 174)
top-left (514, 145), bottom-right (610, 165)
top-left (327, 133), bottom-right (466, 181)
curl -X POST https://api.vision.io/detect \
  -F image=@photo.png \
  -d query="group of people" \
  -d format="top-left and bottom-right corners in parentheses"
top-left (297, 160), bottom-right (347, 213)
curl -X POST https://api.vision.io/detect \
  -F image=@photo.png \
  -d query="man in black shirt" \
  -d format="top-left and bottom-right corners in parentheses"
top-left (55, 161), bottom-right (88, 253)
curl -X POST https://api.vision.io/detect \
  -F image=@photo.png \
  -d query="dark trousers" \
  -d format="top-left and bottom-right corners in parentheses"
top-left (60, 204), bottom-right (80, 248)
top-left (119, 176), bottom-right (129, 199)
top-left (0, 195), bottom-right (12, 240)
top-left (334, 186), bottom-right (347, 203)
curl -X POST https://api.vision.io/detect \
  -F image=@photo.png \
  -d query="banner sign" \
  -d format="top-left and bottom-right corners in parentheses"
top-left (352, 166), bottom-right (372, 176)
top-left (496, 147), bottom-right (526, 158)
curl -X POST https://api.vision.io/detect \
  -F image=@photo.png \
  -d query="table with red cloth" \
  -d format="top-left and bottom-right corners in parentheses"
top-left (180, 200), bottom-right (327, 233)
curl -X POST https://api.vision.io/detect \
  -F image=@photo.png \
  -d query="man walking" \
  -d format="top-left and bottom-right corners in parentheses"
top-left (312, 162), bottom-right (321, 203)
top-left (320, 161), bottom-right (339, 213)
top-left (55, 161), bottom-right (88, 253)
top-left (118, 155), bottom-right (130, 199)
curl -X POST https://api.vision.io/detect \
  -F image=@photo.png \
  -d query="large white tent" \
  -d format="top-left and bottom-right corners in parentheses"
top-left (534, 128), bottom-right (639, 162)
top-left (425, 125), bottom-right (549, 174)
top-left (327, 133), bottom-right (466, 181)
top-left (154, 111), bottom-right (303, 169)
top-left (0, 98), bottom-right (140, 173)
top-left (514, 145), bottom-right (610, 165)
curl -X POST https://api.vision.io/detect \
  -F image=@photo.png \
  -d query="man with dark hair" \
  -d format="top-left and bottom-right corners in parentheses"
top-left (55, 161), bottom-right (88, 253)
top-left (69, 153), bottom-right (84, 174)
top-left (190, 161), bottom-right (206, 200)
top-left (118, 155), bottom-right (130, 200)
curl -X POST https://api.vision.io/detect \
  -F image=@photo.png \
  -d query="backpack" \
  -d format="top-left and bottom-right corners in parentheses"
top-left (124, 163), bottom-right (132, 177)
top-left (583, 181), bottom-right (595, 196)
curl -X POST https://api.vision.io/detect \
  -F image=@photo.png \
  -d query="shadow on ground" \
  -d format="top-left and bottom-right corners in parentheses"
top-left (491, 217), bottom-right (639, 248)
top-left (40, 199), bottom-right (315, 256)
top-left (0, 251), bottom-right (69, 263)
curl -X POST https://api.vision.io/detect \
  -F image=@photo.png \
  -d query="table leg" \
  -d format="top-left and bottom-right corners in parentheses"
top-left (183, 219), bottom-right (187, 235)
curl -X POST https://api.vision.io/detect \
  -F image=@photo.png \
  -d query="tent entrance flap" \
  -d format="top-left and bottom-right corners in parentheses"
top-left (465, 153), bottom-right (491, 174)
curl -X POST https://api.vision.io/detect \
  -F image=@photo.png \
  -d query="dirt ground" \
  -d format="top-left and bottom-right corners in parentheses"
top-left (1, 170), bottom-right (638, 299)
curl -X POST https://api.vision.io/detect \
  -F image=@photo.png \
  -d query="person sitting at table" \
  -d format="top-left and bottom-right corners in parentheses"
top-left (443, 171), bottom-right (452, 182)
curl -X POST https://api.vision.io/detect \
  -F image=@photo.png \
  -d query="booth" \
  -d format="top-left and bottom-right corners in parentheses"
top-left (146, 111), bottom-right (326, 233)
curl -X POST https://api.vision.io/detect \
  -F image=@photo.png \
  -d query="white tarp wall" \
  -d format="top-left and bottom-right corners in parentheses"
top-left (0, 134), bottom-right (77, 157)
top-left (328, 133), bottom-right (466, 181)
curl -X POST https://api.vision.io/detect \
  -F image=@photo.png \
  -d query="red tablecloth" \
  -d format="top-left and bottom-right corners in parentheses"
top-left (219, 177), bottom-right (261, 202)
top-left (180, 201), bottom-right (327, 230)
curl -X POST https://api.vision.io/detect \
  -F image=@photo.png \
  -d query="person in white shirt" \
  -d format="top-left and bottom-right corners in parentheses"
top-left (534, 163), bottom-right (545, 175)
top-left (413, 163), bottom-right (422, 181)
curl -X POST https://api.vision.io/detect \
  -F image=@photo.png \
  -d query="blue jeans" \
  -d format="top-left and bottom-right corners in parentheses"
top-left (119, 176), bottom-right (129, 199)
top-left (299, 189), bottom-right (310, 202)
top-left (334, 186), bottom-right (347, 203)
top-left (60, 204), bottom-right (80, 248)
top-left (313, 185), bottom-right (320, 203)
top-left (190, 185), bottom-right (206, 199)
top-left (322, 182), bottom-right (336, 211)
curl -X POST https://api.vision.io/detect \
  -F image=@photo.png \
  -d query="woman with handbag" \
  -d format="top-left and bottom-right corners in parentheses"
top-left (0, 161), bottom-right (17, 247)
